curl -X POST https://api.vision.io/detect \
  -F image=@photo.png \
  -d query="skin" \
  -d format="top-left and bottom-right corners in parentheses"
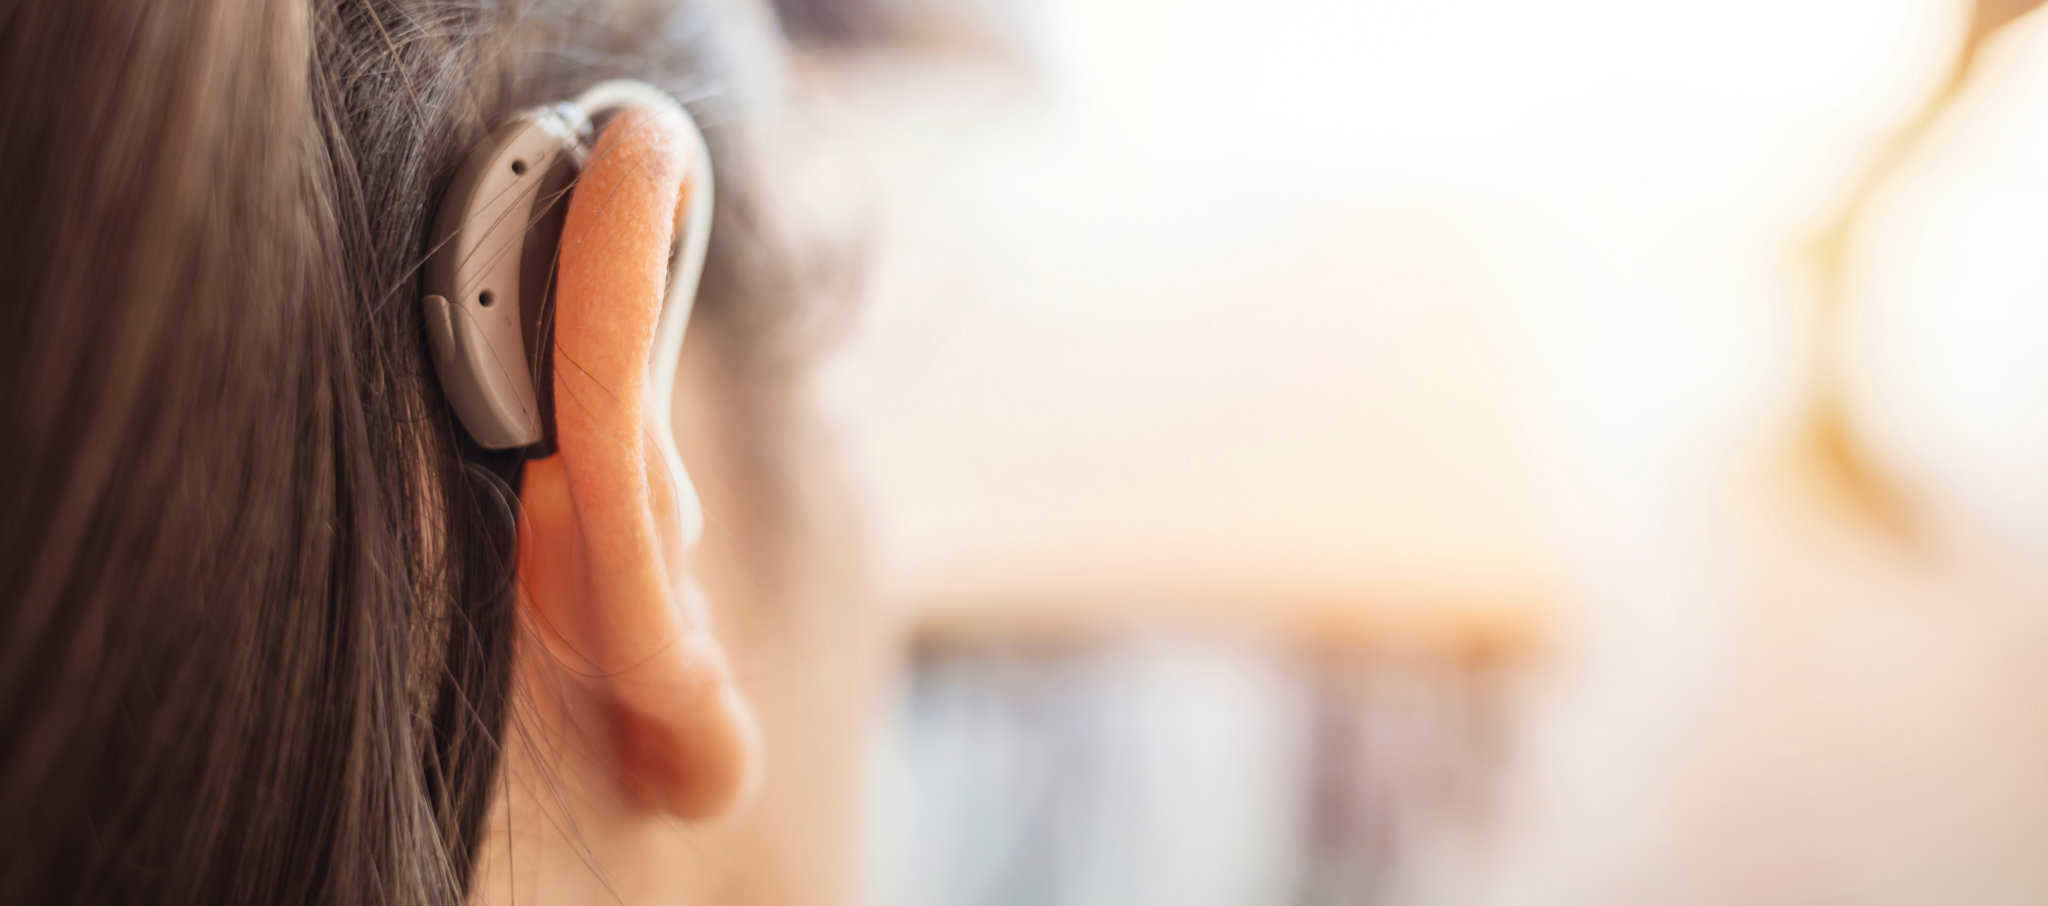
top-left (474, 106), bottom-right (762, 903)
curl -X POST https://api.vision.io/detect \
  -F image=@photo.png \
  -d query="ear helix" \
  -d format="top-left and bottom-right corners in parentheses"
top-left (423, 81), bottom-right (712, 455)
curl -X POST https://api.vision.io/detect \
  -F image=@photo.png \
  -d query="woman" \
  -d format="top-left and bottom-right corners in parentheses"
top-left (0, 1), bottom-right (868, 903)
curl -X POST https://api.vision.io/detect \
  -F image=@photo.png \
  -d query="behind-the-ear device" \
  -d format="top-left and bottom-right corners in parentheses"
top-left (424, 80), bottom-right (714, 451)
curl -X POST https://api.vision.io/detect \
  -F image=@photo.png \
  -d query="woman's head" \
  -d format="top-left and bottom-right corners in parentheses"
top-left (0, 1), bottom-right (827, 901)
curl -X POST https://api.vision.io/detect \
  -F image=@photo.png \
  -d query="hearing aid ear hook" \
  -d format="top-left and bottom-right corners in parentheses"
top-left (422, 80), bottom-right (714, 452)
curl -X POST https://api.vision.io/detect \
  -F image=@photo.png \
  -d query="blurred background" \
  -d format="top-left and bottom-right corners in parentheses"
top-left (753, 0), bottom-right (2048, 902)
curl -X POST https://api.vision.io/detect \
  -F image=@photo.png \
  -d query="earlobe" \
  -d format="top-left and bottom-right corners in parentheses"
top-left (518, 457), bottom-right (759, 819)
top-left (512, 106), bottom-right (759, 821)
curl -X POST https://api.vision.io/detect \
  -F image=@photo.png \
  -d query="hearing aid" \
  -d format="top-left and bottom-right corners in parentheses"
top-left (423, 80), bottom-right (714, 451)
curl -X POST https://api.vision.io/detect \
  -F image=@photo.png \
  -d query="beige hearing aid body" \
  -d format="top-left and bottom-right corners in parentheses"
top-left (423, 81), bottom-right (713, 451)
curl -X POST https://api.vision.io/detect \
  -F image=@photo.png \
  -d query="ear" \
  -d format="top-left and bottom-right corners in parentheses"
top-left (514, 106), bottom-right (759, 820)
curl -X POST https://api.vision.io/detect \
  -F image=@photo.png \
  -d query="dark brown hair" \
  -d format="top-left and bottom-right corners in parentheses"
top-left (0, 0), bottom-right (816, 902)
